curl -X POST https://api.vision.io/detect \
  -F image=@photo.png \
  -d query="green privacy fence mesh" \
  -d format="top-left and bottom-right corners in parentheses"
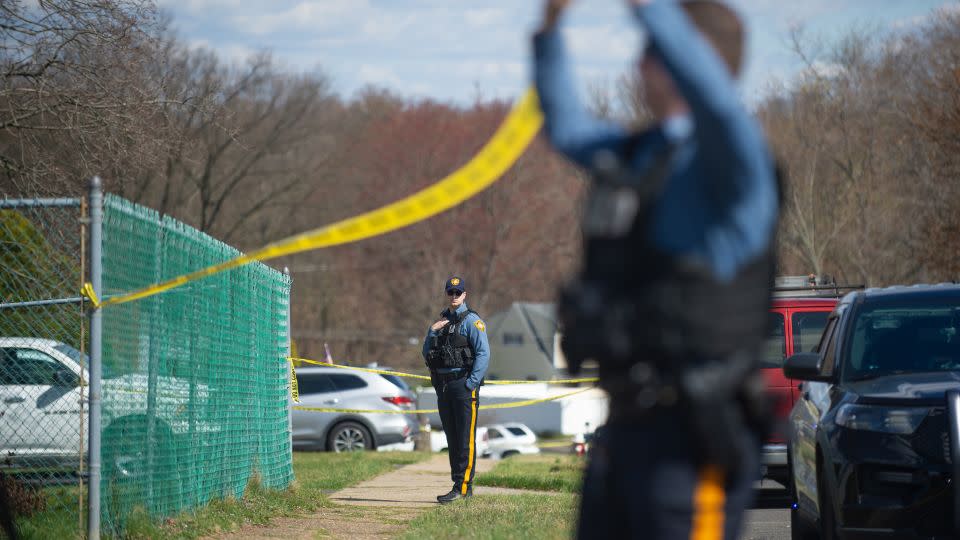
top-left (99, 194), bottom-right (293, 533)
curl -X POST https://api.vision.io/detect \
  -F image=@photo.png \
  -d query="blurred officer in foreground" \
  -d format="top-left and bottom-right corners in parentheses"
top-left (534, 0), bottom-right (779, 538)
top-left (422, 276), bottom-right (490, 504)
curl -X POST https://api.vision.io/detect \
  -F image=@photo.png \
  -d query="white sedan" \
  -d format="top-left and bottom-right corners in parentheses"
top-left (482, 422), bottom-right (540, 459)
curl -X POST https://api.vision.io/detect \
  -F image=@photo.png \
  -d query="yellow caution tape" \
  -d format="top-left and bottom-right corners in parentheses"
top-left (292, 357), bottom-right (431, 380)
top-left (292, 387), bottom-right (593, 415)
top-left (290, 357), bottom-right (599, 385)
top-left (85, 88), bottom-right (544, 309)
top-left (81, 282), bottom-right (100, 309)
top-left (289, 359), bottom-right (300, 403)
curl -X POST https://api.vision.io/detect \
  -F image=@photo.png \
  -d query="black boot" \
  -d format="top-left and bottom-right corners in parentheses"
top-left (437, 484), bottom-right (472, 504)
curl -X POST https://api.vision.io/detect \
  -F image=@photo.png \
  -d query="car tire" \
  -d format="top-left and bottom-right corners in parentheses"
top-left (501, 450), bottom-right (519, 459)
top-left (326, 421), bottom-right (373, 452)
top-left (101, 417), bottom-right (182, 530)
top-left (790, 500), bottom-right (817, 540)
top-left (787, 445), bottom-right (815, 540)
top-left (818, 469), bottom-right (840, 540)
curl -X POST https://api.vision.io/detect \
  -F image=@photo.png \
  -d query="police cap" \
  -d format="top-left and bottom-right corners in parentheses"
top-left (444, 276), bottom-right (466, 294)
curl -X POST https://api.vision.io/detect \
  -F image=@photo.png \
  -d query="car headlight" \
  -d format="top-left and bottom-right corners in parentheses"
top-left (834, 404), bottom-right (929, 434)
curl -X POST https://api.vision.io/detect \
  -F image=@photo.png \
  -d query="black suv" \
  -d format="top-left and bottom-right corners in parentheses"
top-left (784, 284), bottom-right (960, 540)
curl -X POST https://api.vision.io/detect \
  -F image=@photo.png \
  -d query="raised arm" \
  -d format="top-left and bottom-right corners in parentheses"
top-left (630, 0), bottom-right (778, 279)
top-left (533, 0), bottom-right (630, 168)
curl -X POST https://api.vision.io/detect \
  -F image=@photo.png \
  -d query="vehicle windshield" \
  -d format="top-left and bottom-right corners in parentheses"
top-left (844, 298), bottom-right (960, 381)
top-left (53, 343), bottom-right (117, 378)
top-left (53, 343), bottom-right (88, 365)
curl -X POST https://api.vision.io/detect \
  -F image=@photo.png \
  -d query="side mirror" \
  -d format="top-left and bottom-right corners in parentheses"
top-left (53, 369), bottom-right (79, 388)
top-left (783, 352), bottom-right (833, 382)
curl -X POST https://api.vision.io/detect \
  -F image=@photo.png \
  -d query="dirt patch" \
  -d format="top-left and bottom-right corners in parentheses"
top-left (207, 505), bottom-right (412, 540)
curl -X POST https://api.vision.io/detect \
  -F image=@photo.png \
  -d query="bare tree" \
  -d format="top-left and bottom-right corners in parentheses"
top-left (126, 47), bottom-right (342, 246)
top-left (0, 0), bottom-right (176, 196)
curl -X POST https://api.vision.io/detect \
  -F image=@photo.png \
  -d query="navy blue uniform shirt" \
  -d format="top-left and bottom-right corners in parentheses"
top-left (422, 303), bottom-right (490, 390)
top-left (533, 0), bottom-right (778, 282)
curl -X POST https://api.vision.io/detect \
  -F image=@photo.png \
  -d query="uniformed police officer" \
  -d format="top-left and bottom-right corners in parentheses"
top-left (422, 276), bottom-right (490, 504)
top-left (535, 0), bottom-right (778, 538)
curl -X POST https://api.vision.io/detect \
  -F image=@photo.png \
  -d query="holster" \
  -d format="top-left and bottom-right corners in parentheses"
top-left (604, 353), bottom-right (772, 478)
top-left (668, 349), bottom-right (773, 477)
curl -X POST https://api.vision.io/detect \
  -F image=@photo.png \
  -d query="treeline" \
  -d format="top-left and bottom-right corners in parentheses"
top-left (758, 11), bottom-right (960, 286)
top-left (2, 2), bottom-right (957, 370)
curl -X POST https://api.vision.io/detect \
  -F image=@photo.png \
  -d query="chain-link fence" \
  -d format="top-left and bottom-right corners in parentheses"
top-left (0, 197), bottom-right (89, 538)
top-left (1, 185), bottom-right (293, 538)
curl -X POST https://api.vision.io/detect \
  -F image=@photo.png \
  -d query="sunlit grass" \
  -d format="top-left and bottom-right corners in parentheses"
top-left (401, 494), bottom-right (578, 540)
top-left (17, 451), bottom-right (429, 539)
top-left (475, 455), bottom-right (584, 493)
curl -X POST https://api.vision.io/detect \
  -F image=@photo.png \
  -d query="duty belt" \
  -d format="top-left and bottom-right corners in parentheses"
top-left (431, 371), bottom-right (464, 384)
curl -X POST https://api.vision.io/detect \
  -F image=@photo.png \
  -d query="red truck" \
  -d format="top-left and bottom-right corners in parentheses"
top-left (759, 276), bottom-right (857, 485)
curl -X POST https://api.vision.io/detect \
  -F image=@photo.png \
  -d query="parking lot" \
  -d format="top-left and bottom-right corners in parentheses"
top-left (742, 482), bottom-right (790, 540)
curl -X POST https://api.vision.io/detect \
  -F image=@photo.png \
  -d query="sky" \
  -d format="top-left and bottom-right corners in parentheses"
top-left (157, 0), bottom-right (959, 106)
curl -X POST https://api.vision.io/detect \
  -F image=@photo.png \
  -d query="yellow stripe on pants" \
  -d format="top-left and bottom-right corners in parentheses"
top-left (690, 465), bottom-right (725, 540)
top-left (462, 388), bottom-right (478, 495)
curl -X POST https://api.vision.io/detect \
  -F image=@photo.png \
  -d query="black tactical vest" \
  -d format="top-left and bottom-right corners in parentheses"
top-left (426, 310), bottom-right (477, 371)
top-left (559, 139), bottom-right (776, 380)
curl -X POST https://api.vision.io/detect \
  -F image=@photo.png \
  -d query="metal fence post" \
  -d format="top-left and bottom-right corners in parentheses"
top-left (88, 177), bottom-right (103, 540)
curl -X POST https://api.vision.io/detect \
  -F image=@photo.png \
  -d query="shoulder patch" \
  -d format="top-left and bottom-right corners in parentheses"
top-left (474, 320), bottom-right (486, 332)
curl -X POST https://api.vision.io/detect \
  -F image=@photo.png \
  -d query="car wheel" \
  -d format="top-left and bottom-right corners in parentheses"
top-left (818, 469), bottom-right (840, 540)
top-left (327, 421), bottom-right (373, 452)
top-left (786, 445), bottom-right (816, 540)
top-left (501, 450), bottom-right (519, 459)
top-left (790, 500), bottom-right (817, 540)
top-left (102, 417), bottom-right (182, 530)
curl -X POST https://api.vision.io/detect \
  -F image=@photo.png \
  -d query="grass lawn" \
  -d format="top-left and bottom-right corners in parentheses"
top-left (400, 494), bottom-right (578, 540)
top-left (475, 455), bottom-right (585, 493)
top-left (15, 451), bottom-right (429, 539)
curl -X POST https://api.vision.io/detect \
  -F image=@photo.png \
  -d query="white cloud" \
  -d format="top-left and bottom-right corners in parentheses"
top-left (464, 8), bottom-right (506, 28)
top-left (157, 0), bottom-right (247, 16)
top-left (160, 0), bottom-right (957, 105)
top-left (357, 64), bottom-right (403, 87)
top-left (219, 43), bottom-right (259, 65)
top-left (893, 1), bottom-right (960, 28)
top-left (444, 61), bottom-right (524, 79)
top-left (563, 25), bottom-right (638, 61)
top-left (801, 60), bottom-right (845, 80)
top-left (230, 1), bottom-right (374, 36)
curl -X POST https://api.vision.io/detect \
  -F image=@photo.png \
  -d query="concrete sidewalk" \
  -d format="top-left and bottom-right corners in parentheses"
top-left (331, 453), bottom-right (551, 508)
top-left (208, 453), bottom-right (555, 540)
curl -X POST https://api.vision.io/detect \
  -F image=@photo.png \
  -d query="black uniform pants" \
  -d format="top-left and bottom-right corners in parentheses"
top-left (577, 410), bottom-right (759, 539)
top-left (432, 373), bottom-right (480, 494)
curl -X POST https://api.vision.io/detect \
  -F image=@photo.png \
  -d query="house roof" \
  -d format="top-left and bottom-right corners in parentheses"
top-left (488, 302), bottom-right (558, 361)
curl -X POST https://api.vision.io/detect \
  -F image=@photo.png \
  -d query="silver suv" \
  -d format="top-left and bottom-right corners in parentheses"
top-left (291, 366), bottom-right (418, 452)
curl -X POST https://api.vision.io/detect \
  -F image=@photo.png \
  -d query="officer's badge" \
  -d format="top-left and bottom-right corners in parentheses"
top-left (451, 278), bottom-right (461, 286)
top-left (475, 320), bottom-right (486, 332)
